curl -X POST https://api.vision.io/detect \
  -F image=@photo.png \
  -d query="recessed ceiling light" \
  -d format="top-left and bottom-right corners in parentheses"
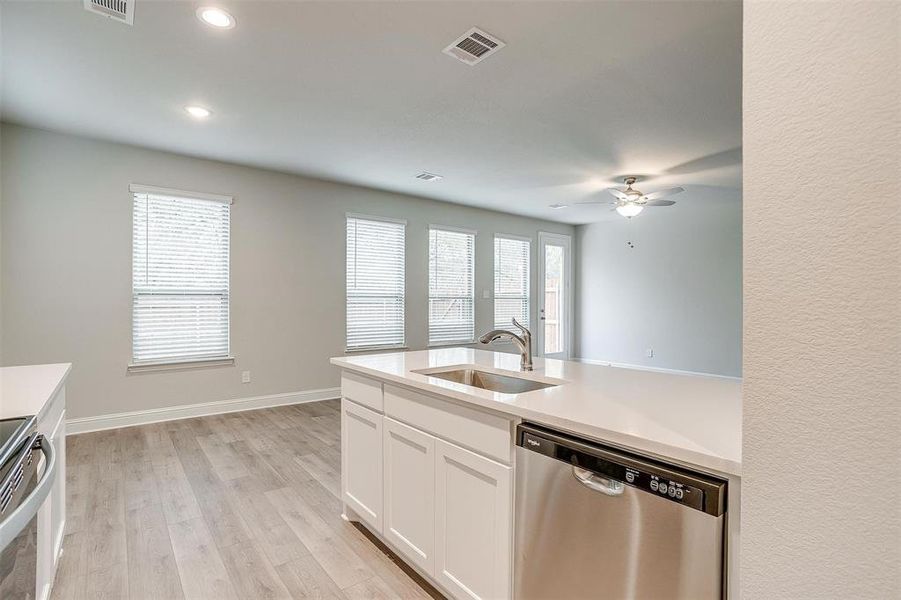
top-left (549, 204), bottom-right (568, 210)
top-left (415, 172), bottom-right (444, 182)
top-left (185, 105), bottom-right (212, 119)
top-left (196, 7), bottom-right (236, 29)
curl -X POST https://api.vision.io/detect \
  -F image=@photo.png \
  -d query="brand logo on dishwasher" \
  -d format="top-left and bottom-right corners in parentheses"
top-left (526, 438), bottom-right (541, 447)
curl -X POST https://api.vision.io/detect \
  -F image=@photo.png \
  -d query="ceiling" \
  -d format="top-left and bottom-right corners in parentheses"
top-left (0, 1), bottom-right (742, 224)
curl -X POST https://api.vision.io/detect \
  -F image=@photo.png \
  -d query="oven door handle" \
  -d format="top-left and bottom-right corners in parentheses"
top-left (0, 435), bottom-right (56, 550)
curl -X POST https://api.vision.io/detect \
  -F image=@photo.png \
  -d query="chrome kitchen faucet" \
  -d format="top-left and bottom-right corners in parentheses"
top-left (479, 318), bottom-right (533, 371)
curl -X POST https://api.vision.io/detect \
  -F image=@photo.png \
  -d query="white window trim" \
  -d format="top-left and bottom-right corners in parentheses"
top-left (494, 232), bottom-right (533, 243)
top-left (131, 186), bottom-right (232, 367)
top-left (346, 212), bottom-right (407, 225)
top-left (427, 340), bottom-right (477, 349)
top-left (428, 225), bottom-right (476, 346)
top-left (129, 183), bottom-right (233, 205)
top-left (428, 224), bottom-right (478, 236)
top-left (127, 356), bottom-right (235, 373)
top-left (344, 345), bottom-right (409, 354)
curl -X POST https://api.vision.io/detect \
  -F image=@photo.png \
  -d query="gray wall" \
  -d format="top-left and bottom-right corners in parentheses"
top-left (743, 2), bottom-right (899, 597)
top-left (0, 123), bottom-right (572, 419)
top-left (0, 121), bottom-right (3, 359)
top-left (575, 187), bottom-right (741, 377)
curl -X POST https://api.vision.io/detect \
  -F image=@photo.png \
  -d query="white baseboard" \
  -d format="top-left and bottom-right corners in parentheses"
top-left (575, 357), bottom-right (741, 380)
top-left (66, 387), bottom-right (341, 435)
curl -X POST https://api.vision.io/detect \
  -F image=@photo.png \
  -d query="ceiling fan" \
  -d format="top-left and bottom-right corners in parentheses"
top-left (578, 177), bottom-right (684, 218)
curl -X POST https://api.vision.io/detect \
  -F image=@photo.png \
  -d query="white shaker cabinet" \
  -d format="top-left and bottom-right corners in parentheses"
top-left (341, 398), bottom-right (383, 533)
top-left (383, 417), bottom-right (436, 575)
top-left (340, 371), bottom-right (515, 600)
top-left (435, 438), bottom-right (512, 600)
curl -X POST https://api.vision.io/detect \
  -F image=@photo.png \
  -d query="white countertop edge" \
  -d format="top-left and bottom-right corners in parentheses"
top-left (330, 356), bottom-right (741, 478)
top-left (0, 363), bottom-right (72, 421)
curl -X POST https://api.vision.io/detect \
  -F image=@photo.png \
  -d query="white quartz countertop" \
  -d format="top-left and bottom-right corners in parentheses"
top-left (331, 349), bottom-right (741, 476)
top-left (0, 363), bottom-right (72, 421)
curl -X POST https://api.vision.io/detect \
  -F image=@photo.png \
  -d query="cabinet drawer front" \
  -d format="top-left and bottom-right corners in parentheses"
top-left (341, 371), bottom-right (383, 411)
top-left (384, 384), bottom-right (512, 464)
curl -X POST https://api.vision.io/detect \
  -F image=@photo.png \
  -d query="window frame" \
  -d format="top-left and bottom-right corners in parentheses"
top-left (345, 213), bottom-right (408, 352)
top-left (128, 184), bottom-right (234, 372)
top-left (428, 225), bottom-right (477, 347)
top-left (493, 233), bottom-right (532, 330)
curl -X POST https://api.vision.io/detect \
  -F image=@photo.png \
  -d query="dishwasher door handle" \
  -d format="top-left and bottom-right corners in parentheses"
top-left (573, 466), bottom-right (625, 496)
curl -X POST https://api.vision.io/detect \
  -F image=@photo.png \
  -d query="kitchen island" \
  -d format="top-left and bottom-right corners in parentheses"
top-left (330, 348), bottom-right (741, 599)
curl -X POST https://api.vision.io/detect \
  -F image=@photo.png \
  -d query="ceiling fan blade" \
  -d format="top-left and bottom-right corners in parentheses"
top-left (605, 188), bottom-right (629, 200)
top-left (642, 186), bottom-right (684, 201)
top-left (575, 200), bottom-right (610, 205)
top-left (645, 199), bottom-right (676, 206)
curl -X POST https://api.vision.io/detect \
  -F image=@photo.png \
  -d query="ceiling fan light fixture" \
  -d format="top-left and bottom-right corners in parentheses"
top-left (616, 203), bottom-right (644, 218)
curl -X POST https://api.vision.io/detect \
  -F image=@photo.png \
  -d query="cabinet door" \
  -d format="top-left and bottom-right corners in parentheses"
top-left (435, 439), bottom-right (513, 600)
top-left (383, 417), bottom-right (436, 575)
top-left (341, 398), bottom-right (383, 533)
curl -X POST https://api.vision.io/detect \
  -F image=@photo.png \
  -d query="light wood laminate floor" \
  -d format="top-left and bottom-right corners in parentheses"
top-left (52, 400), bottom-right (441, 600)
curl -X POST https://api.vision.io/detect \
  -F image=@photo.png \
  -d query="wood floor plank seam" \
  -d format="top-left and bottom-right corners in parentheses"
top-left (52, 400), bottom-right (441, 600)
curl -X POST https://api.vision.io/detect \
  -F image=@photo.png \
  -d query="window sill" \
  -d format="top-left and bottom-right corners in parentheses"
top-left (127, 356), bottom-right (235, 373)
top-left (344, 345), bottom-right (409, 354)
top-left (428, 340), bottom-right (477, 348)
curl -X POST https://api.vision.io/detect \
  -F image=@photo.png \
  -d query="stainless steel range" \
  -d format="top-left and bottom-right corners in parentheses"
top-left (0, 416), bottom-right (57, 600)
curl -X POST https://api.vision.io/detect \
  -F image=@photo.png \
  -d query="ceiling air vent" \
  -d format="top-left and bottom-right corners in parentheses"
top-left (415, 172), bottom-right (444, 182)
top-left (84, 0), bottom-right (135, 25)
top-left (443, 27), bottom-right (505, 66)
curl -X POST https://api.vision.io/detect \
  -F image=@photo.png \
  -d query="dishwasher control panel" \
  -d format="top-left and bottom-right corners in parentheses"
top-left (518, 424), bottom-right (726, 516)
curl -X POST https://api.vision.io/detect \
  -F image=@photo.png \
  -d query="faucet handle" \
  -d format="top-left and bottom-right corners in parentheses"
top-left (511, 317), bottom-right (530, 338)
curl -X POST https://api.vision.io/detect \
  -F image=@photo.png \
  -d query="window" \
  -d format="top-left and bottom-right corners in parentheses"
top-left (494, 236), bottom-right (530, 329)
top-left (429, 227), bottom-right (475, 345)
top-left (346, 215), bottom-right (406, 350)
top-left (131, 185), bottom-right (231, 366)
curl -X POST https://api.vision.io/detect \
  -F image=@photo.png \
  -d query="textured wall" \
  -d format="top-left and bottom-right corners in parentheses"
top-left (575, 187), bottom-right (741, 377)
top-left (743, 2), bottom-right (899, 598)
top-left (0, 124), bottom-right (572, 419)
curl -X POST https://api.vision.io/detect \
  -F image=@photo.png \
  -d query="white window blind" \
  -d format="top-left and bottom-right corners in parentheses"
top-left (494, 236), bottom-right (530, 329)
top-left (429, 227), bottom-right (475, 345)
top-left (346, 216), bottom-right (406, 350)
top-left (132, 188), bottom-right (230, 364)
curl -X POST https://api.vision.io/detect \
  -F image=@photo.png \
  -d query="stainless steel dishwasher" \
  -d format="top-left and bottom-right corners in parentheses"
top-left (514, 423), bottom-right (727, 600)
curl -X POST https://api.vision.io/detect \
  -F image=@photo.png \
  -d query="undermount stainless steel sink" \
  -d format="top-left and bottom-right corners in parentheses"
top-left (415, 368), bottom-right (558, 393)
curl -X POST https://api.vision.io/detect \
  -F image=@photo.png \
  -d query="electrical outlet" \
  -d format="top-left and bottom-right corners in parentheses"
top-left (241, 370), bottom-right (251, 384)
top-left (646, 348), bottom-right (654, 358)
